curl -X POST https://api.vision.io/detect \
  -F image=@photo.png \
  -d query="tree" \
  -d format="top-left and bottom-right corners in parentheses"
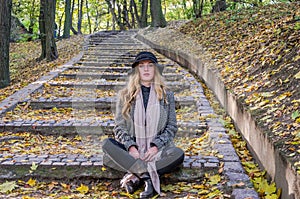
top-left (122, 0), bottom-right (131, 29)
top-left (39, 0), bottom-right (58, 61)
top-left (193, 0), bottom-right (204, 18)
top-left (77, 0), bottom-right (84, 34)
top-left (70, 0), bottom-right (78, 35)
top-left (86, 0), bottom-right (92, 34)
top-left (140, 0), bottom-right (148, 27)
top-left (211, 0), bottom-right (227, 13)
top-left (28, 0), bottom-right (38, 34)
top-left (105, 0), bottom-right (120, 30)
top-left (63, 0), bottom-right (71, 38)
top-left (0, 0), bottom-right (12, 88)
top-left (150, 0), bottom-right (166, 27)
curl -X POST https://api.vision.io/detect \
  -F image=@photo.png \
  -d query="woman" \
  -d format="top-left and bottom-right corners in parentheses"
top-left (102, 51), bottom-right (185, 198)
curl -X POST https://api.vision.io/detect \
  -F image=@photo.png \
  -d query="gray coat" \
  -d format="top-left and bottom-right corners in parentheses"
top-left (114, 90), bottom-right (178, 151)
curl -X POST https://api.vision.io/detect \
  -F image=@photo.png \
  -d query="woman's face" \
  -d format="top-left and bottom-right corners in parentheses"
top-left (138, 60), bottom-right (155, 86)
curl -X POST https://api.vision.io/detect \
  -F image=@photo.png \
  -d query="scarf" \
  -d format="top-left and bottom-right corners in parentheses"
top-left (134, 84), bottom-right (161, 194)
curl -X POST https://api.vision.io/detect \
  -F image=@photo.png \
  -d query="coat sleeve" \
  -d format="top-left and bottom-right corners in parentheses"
top-left (114, 96), bottom-right (137, 151)
top-left (150, 91), bottom-right (178, 150)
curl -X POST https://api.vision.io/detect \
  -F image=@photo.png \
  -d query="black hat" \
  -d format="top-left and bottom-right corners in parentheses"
top-left (131, 51), bottom-right (164, 75)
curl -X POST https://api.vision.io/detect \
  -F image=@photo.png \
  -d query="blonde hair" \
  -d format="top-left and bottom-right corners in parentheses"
top-left (119, 66), bottom-right (167, 118)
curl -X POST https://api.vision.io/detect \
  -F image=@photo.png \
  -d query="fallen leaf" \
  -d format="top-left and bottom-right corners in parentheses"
top-left (76, 184), bottom-right (89, 194)
top-left (0, 181), bottom-right (17, 193)
top-left (26, 178), bottom-right (36, 187)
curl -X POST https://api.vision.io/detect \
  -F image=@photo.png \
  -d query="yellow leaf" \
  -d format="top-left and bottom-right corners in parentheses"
top-left (26, 178), bottom-right (36, 187)
top-left (192, 184), bottom-right (205, 189)
top-left (101, 167), bottom-right (106, 171)
top-left (208, 174), bottom-right (221, 185)
top-left (198, 190), bottom-right (210, 195)
top-left (294, 71), bottom-right (300, 79)
top-left (22, 196), bottom-right (36, 199)
top-left (76, 184), bottom-right (89, 194)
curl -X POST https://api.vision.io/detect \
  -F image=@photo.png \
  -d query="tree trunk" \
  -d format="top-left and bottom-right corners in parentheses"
top-left (77, 0), bottom-right (83, 34)
top-left (140, 0), bottom-right (148, 28)
top-left (193, 0), bottom-right (204, 18)
top-left (122, 0), bottom-right (131, 29)
top-left (58, 12), bottom-right (65, 38)
top-left (105, 0), bottom-right (119, 30)
top-left (94, 8), bottom-right (101, 32)
top-left (150, 0), bottom-right (166, 27)
top-left (86, 0), bottom-right (92, 34)
top-left (115, 0), bottom-right (125, 30)
top-left (129, 0), bottom-right (136, 28)
top-left (70, 0), bottom-right (78, 35)
top-left (0, 0), bottom-right (12, 88)
top-left (63, 0), bottom-right (71, 38)
top-left (28, 0), bottom-right (37, 34)
top-left (211, 0), bottom-right (227, 13)
top-left (39, 0), bottom-right (58, 61)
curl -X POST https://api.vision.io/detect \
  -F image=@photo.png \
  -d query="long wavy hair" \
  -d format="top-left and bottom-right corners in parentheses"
top-left (119, 66), bottom-right (168, 119)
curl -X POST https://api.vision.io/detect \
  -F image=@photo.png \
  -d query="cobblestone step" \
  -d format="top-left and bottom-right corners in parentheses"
top-left (58, 73), bottom-right (183, 81)
top-left (28, 96), bottom-right (197, 109)
top-left (0, 153), bottom-right (215, 181)
top-left (46, 82), bottom-right (190, 93)
top-left (0, 30), bottom-right (259, 197)
top-left (86, 47), bottom-right (146, 51)
top-left (0, 119), bottom-right (207, 136)
top-left (66, 65), bottom-right (178, 73)
top-left (76, 57), bottom-right (134, 63)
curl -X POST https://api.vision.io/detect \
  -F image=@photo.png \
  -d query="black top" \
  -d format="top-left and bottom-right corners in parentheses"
top-left (141, 85), bottom-right (150, 111)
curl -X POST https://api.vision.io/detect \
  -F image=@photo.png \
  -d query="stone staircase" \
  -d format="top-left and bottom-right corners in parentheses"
top-left (0, 30), bottom-right (258, 198)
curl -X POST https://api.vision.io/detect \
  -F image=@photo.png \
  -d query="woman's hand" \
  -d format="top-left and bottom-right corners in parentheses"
top-left (128, 146), bottom-right (140, 159)
top-left (142, 146), bottom-right (158, 162)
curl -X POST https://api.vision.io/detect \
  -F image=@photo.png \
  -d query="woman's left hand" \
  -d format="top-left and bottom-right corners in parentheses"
top-left (142, 146), bottom-right (158, 162)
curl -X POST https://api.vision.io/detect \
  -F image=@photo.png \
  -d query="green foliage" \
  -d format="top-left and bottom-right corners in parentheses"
top-left (17, 33), bottom-right (39, 43)
top-left (11, 0), bottom-right (293, 35)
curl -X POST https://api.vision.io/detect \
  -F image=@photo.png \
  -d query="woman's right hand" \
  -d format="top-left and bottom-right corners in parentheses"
top-left (128, 146), bottom-right (140, 159)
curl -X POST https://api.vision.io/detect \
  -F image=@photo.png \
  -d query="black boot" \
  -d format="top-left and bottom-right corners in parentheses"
top-left (120, 173), bottom-right (140, 194)
top-left (124, 181), bottom-right (135, 194)
top-left (139, 174), bottom-right (154, 198)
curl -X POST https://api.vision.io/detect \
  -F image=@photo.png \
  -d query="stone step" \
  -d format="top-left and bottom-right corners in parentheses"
top-left (82, 51), bottom-right (140, 56)
top-left (47, 81), bottom-right (190, 91)
top-left (0, 153), bottom-right (216, 181)
top-left (81, 53), bottom-right (132, 57)
top-left (86, 47), bottom-right (147, 51)
top-left (80, 55), bottom-right (134, 61)
top-left (37, 86), bottom-right (191, 100)
top-left (28, 96), bottom-right (197, 110)
top-left (58, 73), bottom-right (183, 81)
top-left (0, 119), bottom-right (207, 136)
top-left (66, 65), bottom-right (178, 73)
top-left (75, 59), bottom-right (171, 66)
top-left (68, 66), bottom-right (132, 72)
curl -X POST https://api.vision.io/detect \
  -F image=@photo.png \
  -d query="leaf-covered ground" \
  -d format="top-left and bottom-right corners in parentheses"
top-left (140, 1), bottom-right (299, 173)
top-left (179, 2), bottom-right (300, 172)
top-left (2, 4), bottom-right (295, 197)
top-left (0, 35), bottom-right (84, 102)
